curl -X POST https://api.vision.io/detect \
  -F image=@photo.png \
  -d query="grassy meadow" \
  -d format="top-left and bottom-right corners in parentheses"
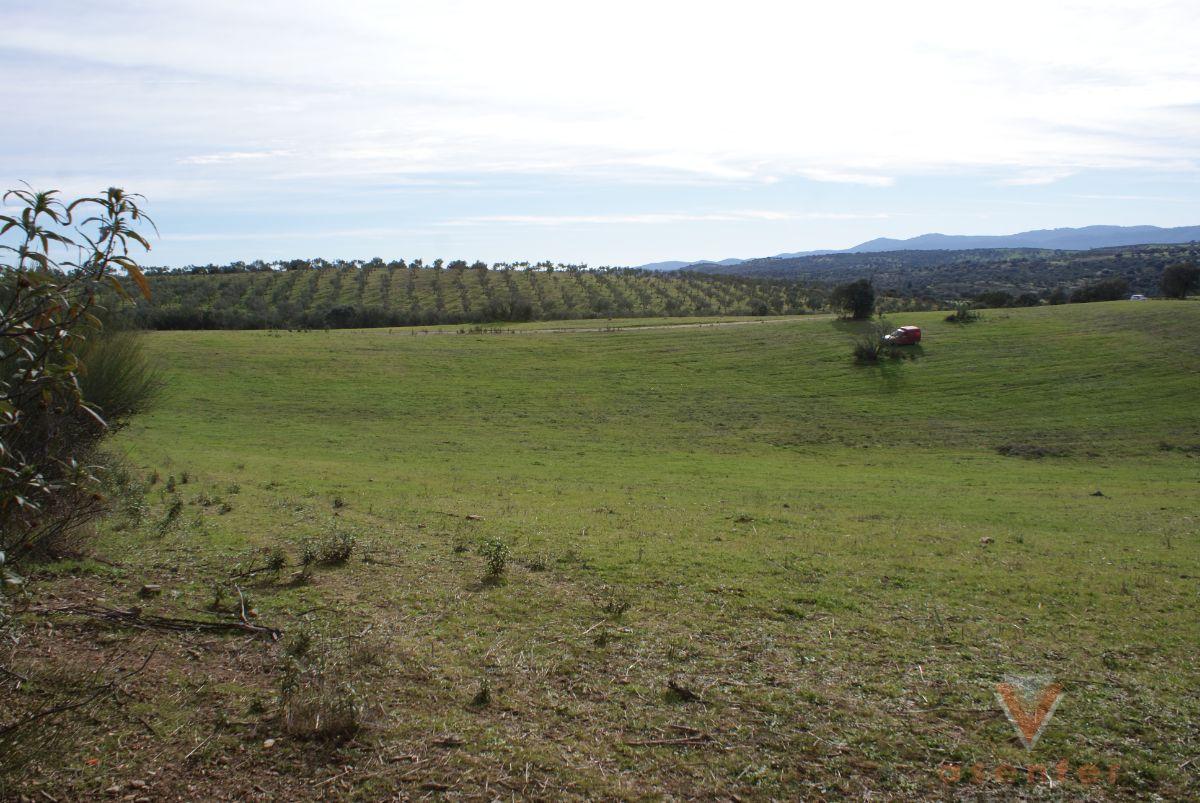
top-left (7, 301), bottom-right (1199, 799)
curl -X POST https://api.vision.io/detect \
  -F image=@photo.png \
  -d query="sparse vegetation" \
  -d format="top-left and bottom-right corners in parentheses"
top-left (278, 664), bottom-right (362, 742)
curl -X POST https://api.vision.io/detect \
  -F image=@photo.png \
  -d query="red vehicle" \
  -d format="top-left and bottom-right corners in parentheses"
top-left (883, 325), bottom-right (921, 345)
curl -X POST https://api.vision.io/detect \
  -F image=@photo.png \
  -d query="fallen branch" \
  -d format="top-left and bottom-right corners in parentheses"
top-left (229, 563), bottom-right (282, 580)
top-left (30, 603), bottom-right (282, 640)
top-left (623, 734), bottom-right (712, 747)
top-left (0, 647), bottom-right (156, 739)
top-left (0, 664), bottom-right (29, 684)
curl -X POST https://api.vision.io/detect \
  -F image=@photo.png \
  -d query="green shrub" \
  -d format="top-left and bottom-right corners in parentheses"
top-left (155, 497), bottom-right (184, 538)
top-left (851, 318), bottom-right (915, 364)
top-left (75, 331), bottom-right (162, 426)
top-left (319, 530), bottom-right (357, 565)
top-left (299, 538), bottom-right (320, 567)
top-left (852, 335), bottom-right (887, 363)
top-left (285, 628), bottom-right (314, 659)
top-left (480, 538), bottom-right (509, 577)
top-left (0, 186), bottom-right (155, 563)
top-left (944, 302), bottom-right (979, 323)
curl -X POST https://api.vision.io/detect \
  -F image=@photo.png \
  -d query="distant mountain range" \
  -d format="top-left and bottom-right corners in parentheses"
top-left (635, 224), bottom-right (1200, 270)
top-left (636, 257), bottom-right (747, 272)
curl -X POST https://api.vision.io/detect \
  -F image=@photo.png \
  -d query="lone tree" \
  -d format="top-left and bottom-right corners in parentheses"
top-left (831, 278), bottom-right (875, 319)
top-left (1160, 263), bottom-right (1200, 299)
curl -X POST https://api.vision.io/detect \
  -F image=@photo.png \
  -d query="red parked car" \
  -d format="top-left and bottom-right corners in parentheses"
top-left (883, 325), bottom-right (921, 345)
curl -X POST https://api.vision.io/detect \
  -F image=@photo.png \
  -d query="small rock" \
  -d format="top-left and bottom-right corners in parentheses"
top-left (106, 784), bottom-right (122, 795)
top-left (129, 779), bottom-right (147, 789)
top-left (979, 536), bottom-right (994, 546)
top-left (465, 514), bottom-right (484, 521)
top-left (137, 585), bottom-right (161, 598)
top-left (262, 738), bottom-right (276, 749)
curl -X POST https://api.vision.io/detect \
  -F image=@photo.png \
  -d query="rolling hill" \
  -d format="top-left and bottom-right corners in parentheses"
top-left (19, 301), bottom-right (1193, 799)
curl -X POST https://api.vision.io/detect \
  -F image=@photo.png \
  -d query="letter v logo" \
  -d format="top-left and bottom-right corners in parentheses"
top-left (995, 675), bottom-right (1064, 751)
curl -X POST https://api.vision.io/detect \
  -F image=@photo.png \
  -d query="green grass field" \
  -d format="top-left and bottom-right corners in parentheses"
top-left (10, 301), bottom-right (1199, 799)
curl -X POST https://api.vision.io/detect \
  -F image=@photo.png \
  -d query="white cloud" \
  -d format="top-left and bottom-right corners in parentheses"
top-left (5, 0), bottom-right (1200, 188)
top-left (799, 169), bottom-right (896, 187)
top-left (179, 150), bottom-right (294, 165)
top-left (442, 211), bottom-right (891, 227)
top-left (4, 0), bottom-right (1200, 268)
top-left (996, 170), bottom-right (1077, 186)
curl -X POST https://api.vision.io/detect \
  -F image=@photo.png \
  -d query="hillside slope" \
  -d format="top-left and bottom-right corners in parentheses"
top-left (11, 302), bottom-right (1197, 799)
top-left (689, 241), bottom-right (1198, 298)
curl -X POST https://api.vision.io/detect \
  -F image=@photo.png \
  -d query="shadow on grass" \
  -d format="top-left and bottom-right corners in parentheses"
top-left (830, 318), bottom-right (870, 334)
top-left (466, 574), bottom-right (507, 592)
top-left (851, 345), bottom-right (925, 392)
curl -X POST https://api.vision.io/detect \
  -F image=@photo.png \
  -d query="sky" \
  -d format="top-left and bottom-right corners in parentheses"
top-left (3, 0), bottom-right (1200, 267)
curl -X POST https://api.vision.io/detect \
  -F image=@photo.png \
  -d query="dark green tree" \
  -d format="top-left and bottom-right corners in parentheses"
top-left (830, 278), bottom-right (875, 319)
top-left (1160, 263), bottom-right (1200, 299)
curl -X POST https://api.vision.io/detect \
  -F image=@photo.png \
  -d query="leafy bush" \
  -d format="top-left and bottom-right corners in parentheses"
top-left (0, 186), bottom-right (155, 563)
top-left (75, 330), bottom-right (162, 425)
top-left (851, 319), bottom-right (895, 363)
top-left (155, 497), bottom-right (184, 538)
top-left (944, 302), bottom-right (980, 323)
top-left (299, 538), bottom-right (320, 567)
top-left (319, 530), bottom-right (357, 565)
top-left (479, 538), bottom-right (509, 577)
top-left (852, 334), bottom-right (887, 363)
